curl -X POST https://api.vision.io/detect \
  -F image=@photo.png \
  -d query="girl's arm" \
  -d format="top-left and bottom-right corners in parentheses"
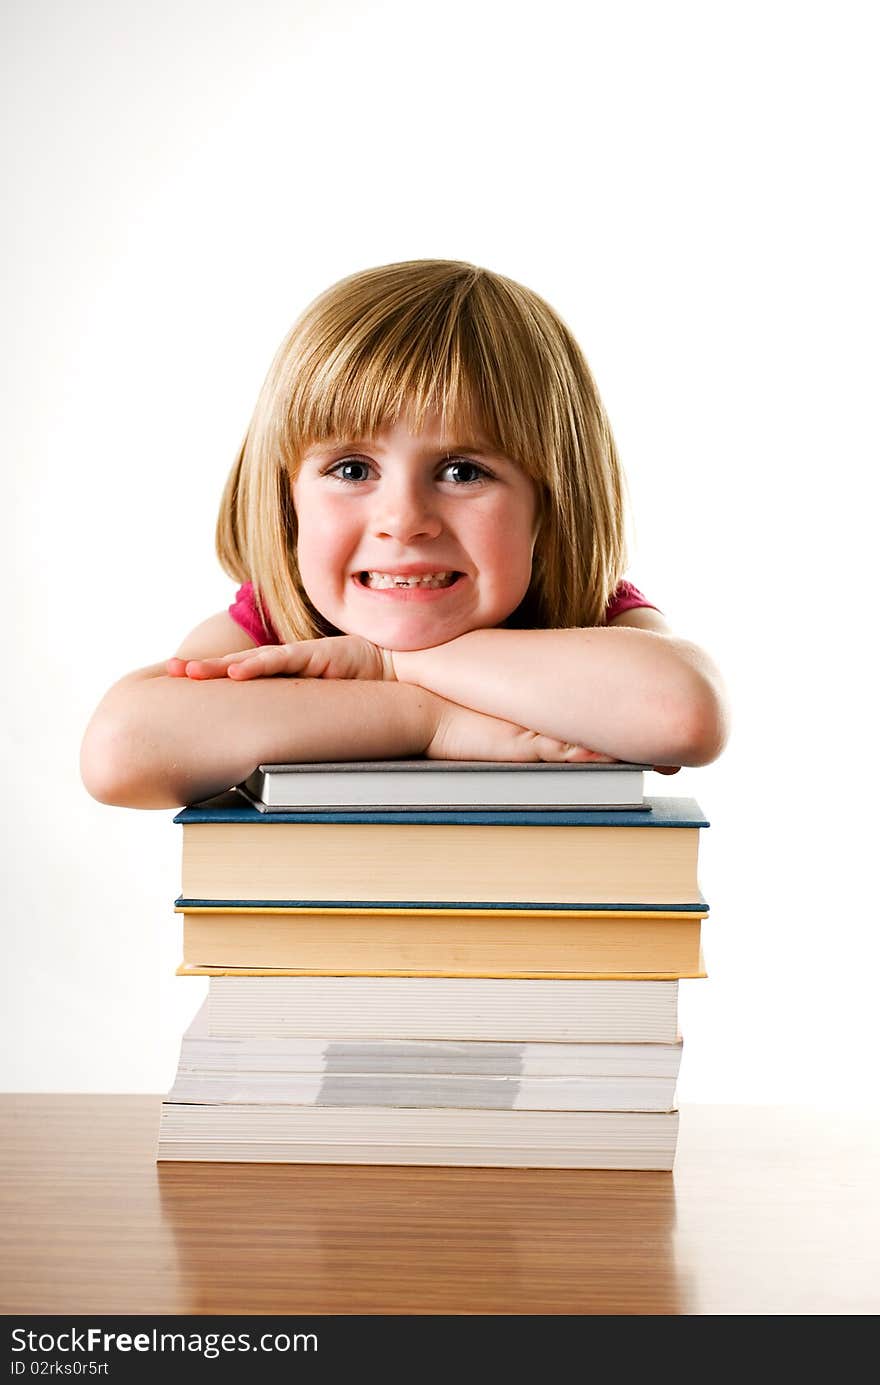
top-left (391, 608), bottom-right (729, 767)
top-left (180, 609), bottom-right (729, 768)
top-left (80, 613), bottom-right (437, 809)
top-left (80, 614), bottom-right (594, 810)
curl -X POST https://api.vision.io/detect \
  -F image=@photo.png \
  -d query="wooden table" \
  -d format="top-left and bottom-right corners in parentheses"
top-left (1, 1097), bottom-right (877, 1315)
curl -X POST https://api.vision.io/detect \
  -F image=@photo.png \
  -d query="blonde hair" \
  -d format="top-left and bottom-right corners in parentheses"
top-left (216, 260), bottom-right (627, 640)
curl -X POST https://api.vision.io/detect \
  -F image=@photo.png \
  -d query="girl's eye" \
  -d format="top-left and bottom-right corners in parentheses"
top-left (328, 458), bottom-right (373, 483)
top-left (440, 458), bottom-right (490, 485)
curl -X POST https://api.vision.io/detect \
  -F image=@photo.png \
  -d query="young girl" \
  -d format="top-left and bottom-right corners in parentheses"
top-left (81, 260), bottom-right (728, 809)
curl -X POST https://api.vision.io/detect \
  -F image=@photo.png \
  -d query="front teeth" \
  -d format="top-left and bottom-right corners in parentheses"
top-left (364, 571), bottom-right (456, 589)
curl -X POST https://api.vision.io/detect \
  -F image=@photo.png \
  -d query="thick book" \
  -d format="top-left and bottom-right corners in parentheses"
top-left (201, 975), bottom-right (682, 1043)
top-left (156, 1104), bottom-right (679, 1169)
top-left (239, 759), bottom-right (652, 811)
top-left (176, 905), bottom-right (706, 976)
top-left (166, 1001), bottom-right (682, 1112)
top-left (174, 796), bottom-right (708, 909)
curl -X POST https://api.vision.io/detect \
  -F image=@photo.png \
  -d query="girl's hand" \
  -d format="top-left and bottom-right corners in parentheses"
top-left (166, 636), bottom-right (394, 683)
top-left (426, 698), bottom-right (618, 764)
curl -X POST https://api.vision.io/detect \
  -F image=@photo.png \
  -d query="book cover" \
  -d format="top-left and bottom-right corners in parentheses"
top-left (175, 793), bottom-right (706, 827)
top-left (179, 961), bottom-right (706, 980)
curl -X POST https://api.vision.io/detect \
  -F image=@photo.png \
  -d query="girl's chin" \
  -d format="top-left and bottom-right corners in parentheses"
top-left (341, 616), bottom-right (470, 651)
top-left (364, 629), bottom-right (463, 652)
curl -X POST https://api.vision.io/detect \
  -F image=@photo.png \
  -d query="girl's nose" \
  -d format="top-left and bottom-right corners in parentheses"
top-left (371, 481), bottom-right (443, 544)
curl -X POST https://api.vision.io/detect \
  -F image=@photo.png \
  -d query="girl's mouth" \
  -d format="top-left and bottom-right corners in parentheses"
top-left (357, 571), bottom-right (463, 590)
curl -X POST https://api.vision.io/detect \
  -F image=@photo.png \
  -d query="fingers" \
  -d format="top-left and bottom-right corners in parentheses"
top-left (225, 647), bottom-right (306, 679)
top-left (180, 656), bottom-right (242, 680)
top-left (540, 743), bottom-right (611, 763)
top-left (165, 653), bottom-right (245, 679)
top-left (164, 638), bottom-right (377, 683)
top-left (164, 647), bottom-right (297, 681)
top-left (563, 746), bottom-right (618, 762)
top-left (425, 701), bottom-right (620, 765)
top-left (516, 731), bottom-right (617, 764)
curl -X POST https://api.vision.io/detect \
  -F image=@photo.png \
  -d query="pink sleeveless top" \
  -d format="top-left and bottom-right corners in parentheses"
top-left (228, 579), bottom-right (660, 646)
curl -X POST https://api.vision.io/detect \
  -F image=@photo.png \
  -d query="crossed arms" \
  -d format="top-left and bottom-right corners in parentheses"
top-left (81, 608), bottom-right (728, 809)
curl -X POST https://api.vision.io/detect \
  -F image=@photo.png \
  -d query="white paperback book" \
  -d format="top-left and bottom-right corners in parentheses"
top-left (205, 975), bottom-right (681, 1044)
top-left (157, 1105), bottom-right (680, 1169)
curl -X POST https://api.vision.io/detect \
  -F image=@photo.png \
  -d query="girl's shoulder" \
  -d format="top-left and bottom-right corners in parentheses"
top-left (228, 581), bottom-right (280, 645)
top-left (603, 579), bottom-right (660, 624)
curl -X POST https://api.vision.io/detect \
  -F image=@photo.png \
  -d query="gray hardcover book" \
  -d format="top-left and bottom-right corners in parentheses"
top-left (240, 759), bottom-right (652, 811)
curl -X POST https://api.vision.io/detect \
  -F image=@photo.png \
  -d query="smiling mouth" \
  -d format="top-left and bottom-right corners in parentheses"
top-left (357, 571), bottom-right (462, 590)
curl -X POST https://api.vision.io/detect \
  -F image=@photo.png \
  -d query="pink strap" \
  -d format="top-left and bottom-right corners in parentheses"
top-left (603, 579), bottom-right (661, 624)
top-left (228, 583), bottom-right (279, 645)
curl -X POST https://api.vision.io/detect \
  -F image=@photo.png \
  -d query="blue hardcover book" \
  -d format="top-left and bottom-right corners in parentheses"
top-left (173, 796), bottom-right (708, 912)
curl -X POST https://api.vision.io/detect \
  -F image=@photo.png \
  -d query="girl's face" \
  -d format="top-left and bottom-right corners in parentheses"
top-left (292, 413), bottom-right (539, 650)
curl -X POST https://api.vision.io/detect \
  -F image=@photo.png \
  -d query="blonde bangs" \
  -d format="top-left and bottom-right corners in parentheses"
top-left (217, 260), bottom-right (628, 640)
top-left (280, 265), bottom-right (530, 472)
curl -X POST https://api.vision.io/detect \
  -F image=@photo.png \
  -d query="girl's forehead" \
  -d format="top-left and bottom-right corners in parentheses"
top-left (306, 406), bottom-right (501, 455)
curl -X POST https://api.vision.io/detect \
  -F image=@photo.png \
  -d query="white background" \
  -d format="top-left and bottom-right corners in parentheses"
top-left (2, 0), bottom-right (877, 1104)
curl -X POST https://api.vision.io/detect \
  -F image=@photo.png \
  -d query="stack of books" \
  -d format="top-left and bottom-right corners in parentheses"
top-left (157, 761), bottom-right (709, 1169)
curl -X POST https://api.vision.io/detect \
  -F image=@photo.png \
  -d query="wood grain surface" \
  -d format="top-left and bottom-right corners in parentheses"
top-left (1, 1096), bottom-right (877, 1315)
